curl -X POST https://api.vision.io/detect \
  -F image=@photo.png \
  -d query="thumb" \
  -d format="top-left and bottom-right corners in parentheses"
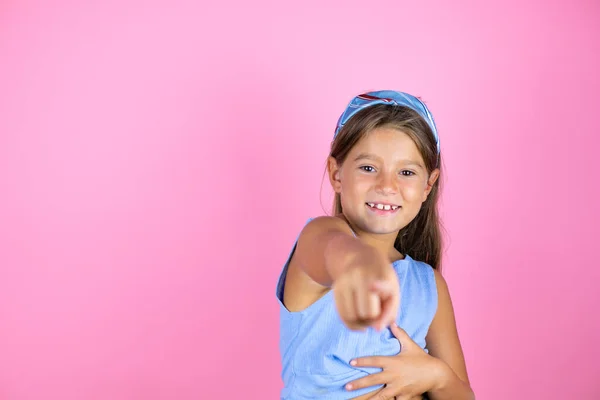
top-left (390, 322), bottom-right (415, 351)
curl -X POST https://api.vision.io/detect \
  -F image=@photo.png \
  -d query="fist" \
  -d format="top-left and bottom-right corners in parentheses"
top-left (332, 263), bottom-right (400, 331)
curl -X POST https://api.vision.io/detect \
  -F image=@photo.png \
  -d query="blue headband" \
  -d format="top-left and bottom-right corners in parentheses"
top-left (334, 90), bottom-right (440, 154)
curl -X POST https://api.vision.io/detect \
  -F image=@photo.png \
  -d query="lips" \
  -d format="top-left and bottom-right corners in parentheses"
top-left (366, 202), bottom-right (400, 211)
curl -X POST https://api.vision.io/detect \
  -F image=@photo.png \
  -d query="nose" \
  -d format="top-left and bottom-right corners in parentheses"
top-left (375, 171), bottom-right (398, 195)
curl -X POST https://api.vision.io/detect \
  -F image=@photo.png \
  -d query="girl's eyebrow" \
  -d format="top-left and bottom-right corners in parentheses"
top-left (354, 153), bottom-right (425, 169)
top-left (353, 153), bottom-right (380, 162)
top-left (400, 160), bottom-right (426, 169)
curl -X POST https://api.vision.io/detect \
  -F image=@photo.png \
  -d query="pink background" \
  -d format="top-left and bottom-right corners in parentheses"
top-left (1, 1), bottom-right (599, 399)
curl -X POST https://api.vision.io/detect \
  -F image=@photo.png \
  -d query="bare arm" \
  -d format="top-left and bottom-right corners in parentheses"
top-left (294, 216), bottom-right (384, 287)
top-left (425, 270), bottom-right (475, 400)
top-left (292, 216), bottom-right (399, 331)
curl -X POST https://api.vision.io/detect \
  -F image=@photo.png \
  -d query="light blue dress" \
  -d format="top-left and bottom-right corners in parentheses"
top-left (276, 219), bottom-right (439, 399)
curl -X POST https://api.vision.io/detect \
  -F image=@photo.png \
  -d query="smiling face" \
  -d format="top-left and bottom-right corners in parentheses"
top-left (328, 126), bottom-right (439, 236)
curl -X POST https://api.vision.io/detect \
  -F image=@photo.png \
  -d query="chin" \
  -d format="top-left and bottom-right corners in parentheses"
top-left (361, 219), bottom-right (403, 235)
top-left (370, 226), bottom-right (402, 235)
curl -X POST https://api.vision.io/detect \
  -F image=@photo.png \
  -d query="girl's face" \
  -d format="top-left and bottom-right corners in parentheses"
top-left (329, 127), bottom-right (439, 236)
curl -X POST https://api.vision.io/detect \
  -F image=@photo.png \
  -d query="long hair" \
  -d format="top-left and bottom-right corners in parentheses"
top-left (329, 103), bottom-right (444, 270)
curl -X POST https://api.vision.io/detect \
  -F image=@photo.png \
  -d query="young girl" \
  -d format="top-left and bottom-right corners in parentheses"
top-left (276, 91), bottom-right (475, 400)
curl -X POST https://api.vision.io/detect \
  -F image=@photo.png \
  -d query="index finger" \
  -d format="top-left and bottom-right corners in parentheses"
top-left (350, 356), bottom-right (390, 368)
top-left (371, 291), bottom-right (399, 330)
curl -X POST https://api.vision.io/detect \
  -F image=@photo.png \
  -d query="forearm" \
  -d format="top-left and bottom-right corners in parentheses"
top-left (323, 233), bottom-right (382, 282)
top-left (427, 360), bottom-right (475, 400)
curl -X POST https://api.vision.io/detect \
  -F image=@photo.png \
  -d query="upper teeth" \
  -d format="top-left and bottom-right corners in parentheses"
top-left (368, 203), bottom-right (399, 210)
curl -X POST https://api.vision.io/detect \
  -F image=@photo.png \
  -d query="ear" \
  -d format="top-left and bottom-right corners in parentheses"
top-left (327, 156), bottom-right (343, 193)
top-left (422, 168), bottom-right (440, 202)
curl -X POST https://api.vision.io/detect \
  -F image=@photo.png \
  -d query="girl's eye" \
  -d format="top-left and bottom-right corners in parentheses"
top-left (360, 166), bottom-right (375, 172)
top-left (400, 170), bottom-right (416, 176)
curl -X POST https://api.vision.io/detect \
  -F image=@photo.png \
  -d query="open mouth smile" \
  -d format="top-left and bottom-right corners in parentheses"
top-left (366, 202), bottom-right (401, 215)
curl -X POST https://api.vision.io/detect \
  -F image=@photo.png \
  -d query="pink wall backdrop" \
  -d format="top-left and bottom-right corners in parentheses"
top-left (1, 1), bottom-right (599, 399)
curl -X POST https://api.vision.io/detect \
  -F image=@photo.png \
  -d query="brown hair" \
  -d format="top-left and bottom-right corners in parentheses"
top-left (329, 103), bottom-right (445, 270)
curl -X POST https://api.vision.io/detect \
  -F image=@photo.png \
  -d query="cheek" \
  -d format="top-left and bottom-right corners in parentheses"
top-left (400, 181), bottom-right (427, 201)
top-left (343, 174), bottom-right (371, 192)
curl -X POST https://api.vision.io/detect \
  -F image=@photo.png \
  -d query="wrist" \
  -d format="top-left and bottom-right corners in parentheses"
top-left (430, 356), bottom-right (452, 392)
top-left (428, 358), bottom-right (475, 400)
